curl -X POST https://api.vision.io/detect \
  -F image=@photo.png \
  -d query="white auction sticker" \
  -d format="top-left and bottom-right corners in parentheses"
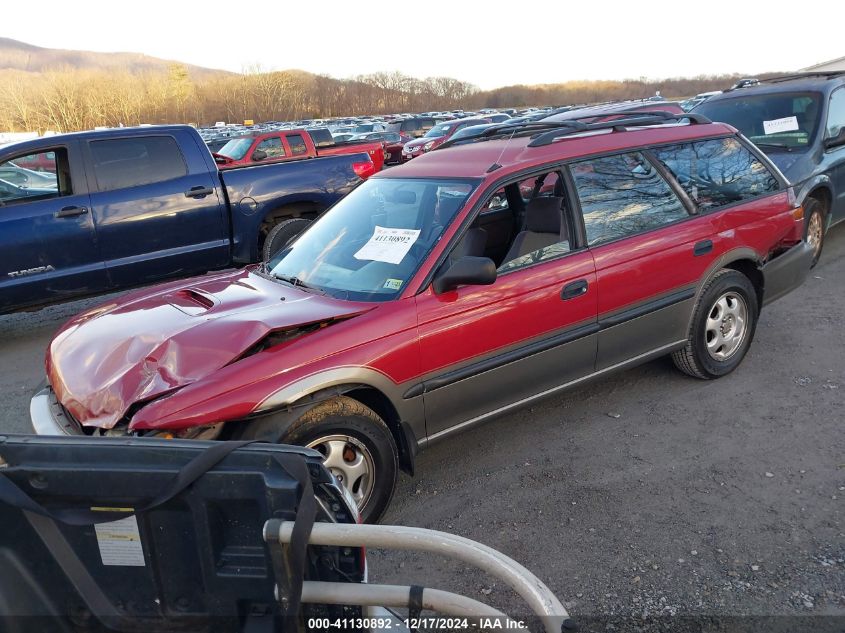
top-left (763, 116), bottom-right (799, 135)
top-left (92, 508), bottom-right (145, 567)
top-left (354, 226), bottom-right (420, 265)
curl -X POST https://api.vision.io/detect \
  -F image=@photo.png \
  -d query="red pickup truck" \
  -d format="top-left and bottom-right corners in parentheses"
top-left (214, 129), bottom-right (385, 174)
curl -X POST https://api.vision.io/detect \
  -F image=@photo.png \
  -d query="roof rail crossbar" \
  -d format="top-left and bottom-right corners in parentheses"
top-left (437, 120), bottom-right (589, 150)
top-left (526, 112), bottom-right (712, 147)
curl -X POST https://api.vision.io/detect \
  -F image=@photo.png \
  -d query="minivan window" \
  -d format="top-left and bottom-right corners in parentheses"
top-left (653, 138), bottom-right (780, 211)
top-left (90, 136), bottom-right (186, 191)
top-left (571, 152), bottom-right (688, 246)
top-left (695, 92), bottom-right (821, 150)
top-left (826, 87), bottom-right (845, 139)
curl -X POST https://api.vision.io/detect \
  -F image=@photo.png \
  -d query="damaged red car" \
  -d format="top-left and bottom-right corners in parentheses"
top-left (32, 112), bottom-right (813, 522)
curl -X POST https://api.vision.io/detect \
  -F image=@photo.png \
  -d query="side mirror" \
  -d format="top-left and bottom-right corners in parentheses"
top-left (252, 149), bottom-right (268, 161)
top-left (824, 127), bottom-right (845, 150)
top-left (432, 256), bottom-right (497, 294)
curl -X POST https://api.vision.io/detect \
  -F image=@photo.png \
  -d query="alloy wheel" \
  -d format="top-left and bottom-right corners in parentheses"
top-left (807, 211), bottom-right (823, 258)
top-left (704, 292), bottom-right (748, 361)
top-left (305, 434), bottom-right (375, 510)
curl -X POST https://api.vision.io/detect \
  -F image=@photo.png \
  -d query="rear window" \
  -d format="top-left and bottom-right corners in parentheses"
top-left (652, 137), bottom-right (780, 211)
top-left (90, 136), bottom-right (186, 191)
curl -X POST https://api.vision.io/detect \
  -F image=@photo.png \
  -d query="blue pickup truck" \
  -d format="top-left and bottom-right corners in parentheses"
top-left (0, 125), bottom-right (370, 313)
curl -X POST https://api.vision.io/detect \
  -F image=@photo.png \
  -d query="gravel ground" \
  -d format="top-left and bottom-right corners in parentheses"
top-left (1, 231), bottom-right (843, 631)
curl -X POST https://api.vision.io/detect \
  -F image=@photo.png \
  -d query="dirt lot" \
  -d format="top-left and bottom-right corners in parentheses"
top-left (1, 231), bottom-right (843, 630)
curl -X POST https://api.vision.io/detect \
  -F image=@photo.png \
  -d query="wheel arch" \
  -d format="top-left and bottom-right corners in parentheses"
top-left (804, 184), bottom-right (832, 214)
top-left (260, 200), bottom-right (324, 228)
top-left (723, 258), bottom-right (764, 310)
top-left (691, 249), bottom-right (764, 324)
top-left (239, 368), bottom-right (420, 476)
top-left (258, 201), bottom-right (324, 250)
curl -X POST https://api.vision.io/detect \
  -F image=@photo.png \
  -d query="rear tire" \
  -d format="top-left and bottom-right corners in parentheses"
top-left (803, 197), bottom-right (826, 268)
top-left (263, 218), bottom-right (312, 261)
top-left (672, 269), bottom-right (758, 380)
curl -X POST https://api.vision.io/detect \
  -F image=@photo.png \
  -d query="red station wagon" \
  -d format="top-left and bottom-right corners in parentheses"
top-left (32, 112), bottom-right (813, 522)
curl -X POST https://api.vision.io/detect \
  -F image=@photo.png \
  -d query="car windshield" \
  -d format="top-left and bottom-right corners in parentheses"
top-left (217, 137), bottom-right (253, 160)
top-left (695, 92), bottom-right (822, 150)
top-left (424, 123), bottom-right (453, 138)
top-left (266, 177), bottom-right (479, 301)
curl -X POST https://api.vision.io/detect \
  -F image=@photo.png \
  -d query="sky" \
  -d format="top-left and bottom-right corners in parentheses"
top-left (5, 0), bottom-right (844, 90)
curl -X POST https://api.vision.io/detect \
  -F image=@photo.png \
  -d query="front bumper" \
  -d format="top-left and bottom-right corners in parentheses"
top-left (761, 241), bottom-right (814, 306)
top-left (30, 386), bottom-right (83, 436)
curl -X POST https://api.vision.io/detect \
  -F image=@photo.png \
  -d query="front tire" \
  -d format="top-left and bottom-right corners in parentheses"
top-left (240, 396), bottom-right (398, 523)
top-left (672, 269), bottom-right (758, 380)
top-left (803, 197), bottom-right (826, 268)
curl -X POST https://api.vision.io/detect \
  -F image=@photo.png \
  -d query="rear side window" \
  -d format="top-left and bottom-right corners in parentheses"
top-left (90, 136), bottom-right (186, 191)
top-left (652, 138), bottom-right (780, 211)
top-left (571, 152), bottom-right (688, 246)
top-left (288, 134), bottom-right (308, 156)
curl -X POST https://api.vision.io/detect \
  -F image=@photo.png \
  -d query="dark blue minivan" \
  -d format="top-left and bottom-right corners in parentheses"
top-left (695, 72), bottom-right (845, 266)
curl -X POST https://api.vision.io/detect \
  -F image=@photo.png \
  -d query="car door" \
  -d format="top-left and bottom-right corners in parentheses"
top-left (0, 143), bottom-right (108, 312)
top-left (569, 149), bottom-right (719, 370)
top-left (823, 86), bottom-right (845, 222)
top-left (414, 173), bottom-right (598, 439)
top-left (85, 130), bottom-right (230, 288)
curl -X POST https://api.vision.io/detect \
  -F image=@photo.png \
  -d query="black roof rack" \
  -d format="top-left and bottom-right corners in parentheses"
top-left (437, 110), bottom-right (711, 151)
top-left (727, 71), bottom-right (845, 91)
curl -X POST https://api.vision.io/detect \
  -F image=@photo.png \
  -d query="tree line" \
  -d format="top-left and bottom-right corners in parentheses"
top-left (0, 63), bottom-right (748, 133)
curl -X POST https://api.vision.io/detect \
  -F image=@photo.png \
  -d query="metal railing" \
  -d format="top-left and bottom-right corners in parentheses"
top-left (264, 520), bottom-right (574, 633)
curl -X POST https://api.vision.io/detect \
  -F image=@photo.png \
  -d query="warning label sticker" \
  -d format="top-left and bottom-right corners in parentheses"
top-left (92, 509), bottom-right (145, 567)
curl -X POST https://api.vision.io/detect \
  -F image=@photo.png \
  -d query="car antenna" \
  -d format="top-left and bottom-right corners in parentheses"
top-left (487, 127), bottom-right (518, 173)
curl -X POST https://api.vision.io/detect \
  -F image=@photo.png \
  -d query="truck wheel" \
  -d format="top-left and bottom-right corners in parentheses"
top-left (803, 198), bottom-right (825, 268)
top-left (263, 218), bottom-right (312, 261)
top-left (672, 269), bottom-right (758, 380)
top-left (241, 396), bottom-right (398, 523)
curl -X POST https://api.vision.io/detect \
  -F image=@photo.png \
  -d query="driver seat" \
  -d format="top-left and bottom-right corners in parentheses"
top-left (502, 197), bottom-right (565, 264)
top-left (448, 228), bottom-right (488, 267)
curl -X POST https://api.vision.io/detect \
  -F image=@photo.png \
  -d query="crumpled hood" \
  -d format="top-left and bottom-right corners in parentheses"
top-left (47, 268), bottom-right (371, 429)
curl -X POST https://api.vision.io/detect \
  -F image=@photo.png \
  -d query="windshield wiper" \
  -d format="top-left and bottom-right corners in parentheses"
top-left (273, 273), bottom-right (324, 294)
top-left (754, 142), bottom-right (793, 152)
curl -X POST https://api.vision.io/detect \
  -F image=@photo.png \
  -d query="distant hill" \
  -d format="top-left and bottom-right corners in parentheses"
top-left (0, 37), bottom-right (230, 78)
